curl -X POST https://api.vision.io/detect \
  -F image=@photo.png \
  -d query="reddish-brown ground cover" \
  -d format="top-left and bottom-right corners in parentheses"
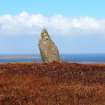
top-left (0, 62), bottom-right (105, 105)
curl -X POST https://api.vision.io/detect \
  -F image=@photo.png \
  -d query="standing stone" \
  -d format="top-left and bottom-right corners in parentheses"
top-left (39, 29), bottom-right (60, 63)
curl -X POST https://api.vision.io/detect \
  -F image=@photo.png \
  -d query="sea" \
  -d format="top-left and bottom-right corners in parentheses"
top-left (0, 54), bottom-right (105, 64)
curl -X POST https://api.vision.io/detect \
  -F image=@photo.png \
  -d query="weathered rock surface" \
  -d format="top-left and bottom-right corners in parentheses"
top-left (39, 29), bottom-right (60, 63)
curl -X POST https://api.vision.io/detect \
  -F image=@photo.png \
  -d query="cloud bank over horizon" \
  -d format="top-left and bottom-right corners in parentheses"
top-left (0, 12), bottom-right (105, 36)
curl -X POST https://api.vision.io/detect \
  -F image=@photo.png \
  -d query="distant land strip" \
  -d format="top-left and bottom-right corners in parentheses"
top-left (0, 55), bottom-right (34, 59)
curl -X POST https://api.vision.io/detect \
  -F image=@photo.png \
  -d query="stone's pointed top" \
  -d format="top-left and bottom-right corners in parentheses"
top-left (42, 28), bottom-right (48, 33)
top-left (41, 28), bottom-right (48, 35)
top-left (41, 28), bottom-right (50, 39)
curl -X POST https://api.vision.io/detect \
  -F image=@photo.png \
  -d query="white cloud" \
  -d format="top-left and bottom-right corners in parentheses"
top-left (0, 12), bottom-right (105, 36)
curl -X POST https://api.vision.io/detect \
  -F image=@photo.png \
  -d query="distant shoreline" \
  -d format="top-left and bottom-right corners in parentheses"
top-left (0, 54), bottom-right (105, 64)
top-left (0, 55), bottom-right (34, 59)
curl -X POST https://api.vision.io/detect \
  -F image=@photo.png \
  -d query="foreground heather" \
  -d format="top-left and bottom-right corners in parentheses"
top-left (0, 62), bottom-right (105, 105)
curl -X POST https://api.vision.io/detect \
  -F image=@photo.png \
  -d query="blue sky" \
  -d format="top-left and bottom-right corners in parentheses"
top-left (0, 0), bottom-right (105, 17)
top-left (0, 0), bottom-right (105, 54)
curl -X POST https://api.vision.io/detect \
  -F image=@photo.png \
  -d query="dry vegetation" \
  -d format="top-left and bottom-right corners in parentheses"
top-left (0, 62), bottom-right (105, 105)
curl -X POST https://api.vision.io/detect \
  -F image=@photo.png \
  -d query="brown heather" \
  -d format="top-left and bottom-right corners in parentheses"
top-left (0, 62), bottom-right (105, 105)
